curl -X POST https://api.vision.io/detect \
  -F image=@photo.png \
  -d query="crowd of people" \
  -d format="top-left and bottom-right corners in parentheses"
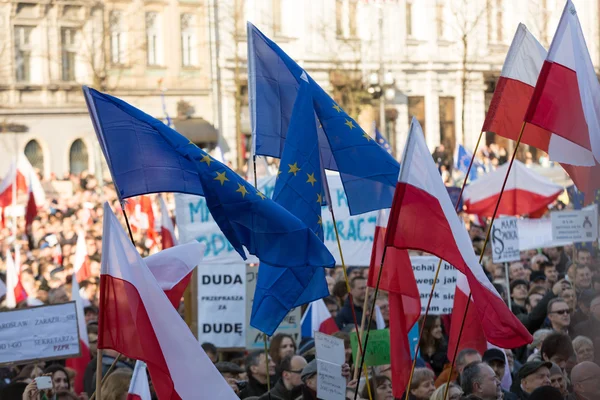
top-left (0, 162), bottom-right (599, 400)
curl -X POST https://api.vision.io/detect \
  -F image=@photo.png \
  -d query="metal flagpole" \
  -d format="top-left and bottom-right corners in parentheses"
top-left (442, 122), bottom-right (527, 400)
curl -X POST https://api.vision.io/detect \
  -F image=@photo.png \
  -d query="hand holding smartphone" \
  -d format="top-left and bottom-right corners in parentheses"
top-left (35, 376), bottom-right (53, 390)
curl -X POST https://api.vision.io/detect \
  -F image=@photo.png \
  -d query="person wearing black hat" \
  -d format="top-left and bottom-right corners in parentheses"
top-left (510, 361), bottom-right (552, 400)
top-left (528, 386), bottom-right (563, 400)
top-left (482, 349), bottom-right (517, 400)
top-left (511, 279), bottom-right (529, 316)
top-left (296, 360), bottom-right (318, 400)
top-left (530, 272), bottom-right (549, 290)
top-left (215, 361), bottom-right (245, 396)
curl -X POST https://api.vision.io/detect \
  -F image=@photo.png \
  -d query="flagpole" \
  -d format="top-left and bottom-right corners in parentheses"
top-left (353, 287), bottom-right (369, 380)
top-left (442, 122), bottom-right (527, 400)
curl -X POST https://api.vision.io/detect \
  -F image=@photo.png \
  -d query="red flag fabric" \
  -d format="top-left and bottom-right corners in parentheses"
top-left (66, 274), bottom-right (90, 394)
top-left (385, 118), bottom-right (532, 350)
top-left (98, 203), bottom-right (236, 400)
top-left (524, 0), bottom-right (600, 201)
top-left (74, 231), bottom-right (91, 283)
top-left (158, 194), bottom-right (177, 249)
top-left (367, 209), bottom-right (420, 398)
top-left (127, 361), bottom-right (152, 400)
top-left (463, 160), bottom-right (562, 217)
top-left (25, 179), bottom-right (37, 231)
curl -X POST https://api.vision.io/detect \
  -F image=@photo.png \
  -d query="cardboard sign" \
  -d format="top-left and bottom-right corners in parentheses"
top-left (315, 332), bottom-right (345, 365)
top-left (245, 265), bottom-right (301, 350)
top-left (350, 329), bottom-right (391, 367)
top-left (0, 302), bottom-right (81, 366)
top-left (197, 264), bottom-right (246, 348)
top-left (552, 207), bottom-right (599, 243)
top-left (317, 359), bottom-right (346, 400)
top-left (491, 217), bottom-right (520, 263)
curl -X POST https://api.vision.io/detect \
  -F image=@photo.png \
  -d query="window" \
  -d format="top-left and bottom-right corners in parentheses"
top-left (408, 96), bottom-right (425, 135)
top-left (348, 0), bottom-right (357, 37)
top-left (180, 13), bottom-right (196, 67)
top-left (69, 139), bottom-right (89, 175)
top-left (436, 2), bottom-right (445, 38)
top-left (335, 0), bottom-right (343, 36)
top-left (335, 0), bottom-right (358, 38)
top-left (146, 12), bottom-right (162, 66)
top-left (14, 25), bottom-right (33, 82)
top-left (61, 27), bottom-right (77, 81)
top-left (439, 97), bottom-right (456, 152)
top-left (24, 140), bottom-right (43, 171)
top-left (406, 1), bottom-right (413, 37)
top-left (109, 11), bottom-right (125, 65)
top-left (487, 0), bottom-right (503, 43)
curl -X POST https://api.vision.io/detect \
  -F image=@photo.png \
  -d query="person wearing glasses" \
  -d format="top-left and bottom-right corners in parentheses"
top-left (257, 355), bottom-right (306, 400)
top-left (546, 299), bottom-right (571, 335)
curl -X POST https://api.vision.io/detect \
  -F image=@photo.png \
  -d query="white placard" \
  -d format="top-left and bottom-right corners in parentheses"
top-left (0, 302), bottom-right (81, 366)
top-left (411, 256), bottom-right (457, 315)
top-left (197, 264), bottom-right (246, 348)
top-left (552, 207), bottom-right (599, 243)
top-left (317, 359), bottom-right (346, 400)
top-left (315, 332), bottom-right (345, 365)
top-left (491, 217), bottom-right (520, 263)
top-left (245, 265), bottom-right (301, 350)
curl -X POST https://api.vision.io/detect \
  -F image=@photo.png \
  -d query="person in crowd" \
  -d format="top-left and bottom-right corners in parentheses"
top-left (201, 342), bottom-right (218, 363)
top-left (83, 349), bottom-right (133, 396)
top-left (376, 295), bottom-right (389, 328)
top-left (541, 262), bottom-right (559, 285)
top-left (239, 350), bottom-right (276, 399)
top-left (482, 348), bottom-right (517, 400)
top-left (543, 247), bottom-right (571, 275)
top-left (528, 386), bottom-right (564, 400)
top-left (575, 249), bottom-right (592, 268)
top-left (332, 280), bottom-right (348, 306)
top-left (326, 275), bottom-right (335, 295)
top-left (435, 348), bottom-right (481, 388)
top-left (526, 291), bottom-right (545, 314)
top-left (546, 299), bottom-right (571, 334)
top-left (419, 316), bottom-right (448, 376)
top-left (100, 368), bottom-right (132, 400)
top-left (572, 336), bottom-right (595, 364)
top-left (407, 368), bottom-right (435, 400)
top-left (336, 276), bottom-right (371, 330)
top-left (570, 361), bottom-right (600, 400)
top-left (268, 334), bottom-right (297, 367)
top-left (460, 361), bottom-right (502, 400)
top-left (527, 329), bottom-right (553, 362)
top-left (361, 375), bottom-right (393, 400)
top-left (571, 290), bottom-right (594, 328)
top-left (323, 296), bottom-right (339, 319)
top-left (297, 360), bottom-right (318, 400)
top-left (258, 355), bottom-right (306, 400)
top-left (540, 332), bottom-right (575, 371)
top-left (548, 363), bottom-right (568, 398)
top-left (530, 255), bottom-right (549, 272)
top-left (509, 263), bottom-right (528, 281)
top-left (44, 365), bottom-right (70, 394)
top-left (573, 292), bottom-right (600, 364)
top-left (561, 287), bottom-right (577, 318)
top-left (430, 383), bottom-right (463, 400)
top-left (216, 362), bottom-right (245, 395)
top-left (530, 272), bottom-right (549, 291)
top-left (573, 265), bottom-right (592, 293)
top-left (12, 365), bottom-right (44, 384)
top-left (511, 280), bottom-right (529, 315)
top-left (512, 361), bottom-right (552, 399)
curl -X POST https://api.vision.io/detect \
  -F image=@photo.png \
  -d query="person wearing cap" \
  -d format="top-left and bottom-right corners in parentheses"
top-left (546, 298), bottom-right (571, 335)
top-left (295, 359), bottom-right (351, 400)
top-left (574, 292), bottom-right (600, 365)
top-left (258, 355), bottom-right (307, 400)
top-left (530, 272), bottom-right (549, 290)
top-left (482, 349), bottom-right (517, 400)
top-left (570, 361), bottom-right (600, 400)
top-left (511, 279), bottom-right (529, 316)
top-left (215, 361), bottom-right (245, 396)
top-left (547, 363), bottom-right (568, 398)
top-left (528, 386), bottom-right (564, 400)
top-left (511, 361), bottom-right (552, 400)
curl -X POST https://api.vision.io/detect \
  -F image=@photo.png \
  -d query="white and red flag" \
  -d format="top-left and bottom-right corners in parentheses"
top-left (300, 299), bottom-right (339, 337)
top-left (367, 209), bottom-right (420, 398)
top-left (463, 160), bottom-right (562, 217)
top-left (525, 0), bottom-right (600, 201)
top-left (98, 203), bottom-right (237, 400)
top-left (127, 361), bottom-right (152, 400)
top-left (73, 230), bottom-right (91, 283)
top-left (66, 274), bottom-right (90, 394)
top-left (385, 118), bottom-right (532, 349)
top-left (158, 194), bottom-right (177, 250)
top-left (24, 176), bottom-right (37, 231)
top-left (5, 248), bottom-right (27, 308)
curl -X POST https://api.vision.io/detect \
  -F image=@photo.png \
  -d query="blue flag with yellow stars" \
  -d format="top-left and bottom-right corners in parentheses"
top-left (374, 123), bottom-right (393, 154)
top-left (83, 86), bottom-right (335, 270)
top-left (250, 83), bottom-right (332, 335)
top-left (248, 22), bottom-right (399, 216)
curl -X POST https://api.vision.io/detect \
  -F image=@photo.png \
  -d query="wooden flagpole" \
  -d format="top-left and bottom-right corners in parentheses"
top-left (442, 122), bottom-right (527, 400)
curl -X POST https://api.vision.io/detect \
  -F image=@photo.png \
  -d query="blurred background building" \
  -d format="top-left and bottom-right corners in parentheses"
top-left (0, 0), bottom-right (598, 177)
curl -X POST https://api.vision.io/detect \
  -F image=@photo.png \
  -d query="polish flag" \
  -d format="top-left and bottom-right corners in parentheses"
top-left (0, 160), bottom-right (27, 207)
top-left (300, 299), bottom-right (339, 337)
top-left (385, 118), bottom-right (532, 349)
top-left (126, 196), bottom-right (158, 246)
top-left (127, 361), bottom-right (152, 400)
top-left (25, 177), bottom-right (37, 231)
top-left (66, 274), bottom-right (90, 394)
top-left (158, 195), bottom-right (177, 250)
top-left (5, 248), bottom-right (27, 308)
top-left (367, 209), bottom-right (420, 398)
top-left (98, 203), bottom-right (237, 400)
top-left (73, 230), bottom-right (91, 283)
top-left (525, 0), bottom-right (600, 201)
top-left (463, 160), bottom-right (562, 217)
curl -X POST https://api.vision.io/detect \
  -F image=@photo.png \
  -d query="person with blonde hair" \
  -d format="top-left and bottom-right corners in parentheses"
top-left (100, 368), bottom-right (132, 400)
top-left (430, 383), bottom-right (463, 400)
top-left (572, 336), bottom-right (595, 364)
top-left (407, 368), bottom-right (435, 400)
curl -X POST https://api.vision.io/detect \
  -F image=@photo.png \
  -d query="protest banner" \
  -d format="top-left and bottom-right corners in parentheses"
top-left (315, 333), bottom-right (346, 400)
top-left (350, 329), bottom-right (390, 367)
top-left (517, 218), bottom-right (570, 250)
top-left (0, 302), bottom-right (81, 366)
top-left (197, 264), bottom-right (246, 348)
top-left (245, 265), bottom-right (301, 350)
top-left (552, 207), bottom-right (599, 243)
top-left (491, 217), bottom-right (520, 263)
top-left (411, 256), bottom-right (457, 315)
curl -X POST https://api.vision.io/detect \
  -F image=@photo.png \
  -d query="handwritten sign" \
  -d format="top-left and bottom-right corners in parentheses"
top-left (350, 329), bottom-right (391, 367)
top-left (552, 207), bottom-right (599, 243)
top-left (0, 302), bottom-right (81, 366)
top-left (317, 359), bottom-right (346, 400)
top-left (197, 263), bottom-right (246, 348)
top-left (491, 217), bottom-right (520, 263)
top-left (411, 257), bottom-right (457, 314)
top-left (315, 332), bottom-right (345, 365)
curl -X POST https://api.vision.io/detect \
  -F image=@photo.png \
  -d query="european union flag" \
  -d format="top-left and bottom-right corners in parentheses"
top-left (251, 83), bottom-right (332, 335)
top-left (454, 144), bottom-right (482, 181)
top-left (375, 124), bottom-right (393, 154)
top-left (83, 86), bottom-right (335, 270)
top-left (248, 23), bottom-right (399, 216)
